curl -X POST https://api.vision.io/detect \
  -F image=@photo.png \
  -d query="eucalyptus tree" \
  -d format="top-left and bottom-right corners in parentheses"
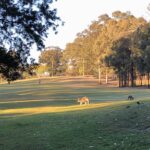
top-left (144, 47), bottom-right (150, 88)
top-left (64, 11), bottom-right (147, 86)
top-left (106, 37), bottom-right (132, 87)
top-left (94, 11), bottom-right (146, 85)
top-left (94, 17), bottom-right (117, 84)
top-left (80, 21), bottom-right (103, 76)
top-left (136, 24), bottom-right (150, 87)
top-left (64, 41), bottom-right (83, 76)
top-left (39, 47), bottom-right (63, 76)
top-left (106, 22), bottom-right (150, 88)
top-left (64, 20), bottom-right (103, 76)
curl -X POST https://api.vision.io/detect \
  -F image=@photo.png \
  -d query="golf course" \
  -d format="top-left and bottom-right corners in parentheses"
top-left (0, 77), bottom-right (150, 150)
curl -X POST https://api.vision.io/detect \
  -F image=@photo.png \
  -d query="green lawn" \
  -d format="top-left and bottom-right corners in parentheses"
top-left (0, 77), bottom-right (150, 150)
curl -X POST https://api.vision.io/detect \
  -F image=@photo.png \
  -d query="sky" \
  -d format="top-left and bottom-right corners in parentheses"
top-left (31, 0), bottom-right (150, 62)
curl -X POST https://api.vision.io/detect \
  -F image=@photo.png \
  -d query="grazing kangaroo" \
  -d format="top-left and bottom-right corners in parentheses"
top-left (128, 95), bottom-right (134, 100)
top-left (78, 97), bottom-right (90, 105)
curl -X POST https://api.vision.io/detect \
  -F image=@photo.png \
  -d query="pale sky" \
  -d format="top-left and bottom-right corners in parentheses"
top-left (31, 0), bottom-right (150, 62)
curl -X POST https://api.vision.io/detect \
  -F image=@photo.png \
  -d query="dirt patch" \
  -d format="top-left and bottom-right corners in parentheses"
top-left (57, 76), bottom-right (118, 88)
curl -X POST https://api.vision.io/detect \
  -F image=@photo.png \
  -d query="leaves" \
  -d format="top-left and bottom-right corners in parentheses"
top-left (39, 47), bottom-right (63, 76)
top-left (0, 0), bottom-right (61, 80)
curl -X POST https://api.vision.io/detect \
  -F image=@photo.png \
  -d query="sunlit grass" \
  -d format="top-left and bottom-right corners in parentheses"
top-left (0, 100), bottom-right (129, 117)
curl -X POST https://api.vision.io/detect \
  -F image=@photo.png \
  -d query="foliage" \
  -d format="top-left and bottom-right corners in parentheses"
top-left (22, 63), bottom-right (39, 78)
top-left (39, 47), bottom-right (63, 76)
top-left (0, 47), bottom-right (23, 83)
top-left (63, 21), bottom-right (102, 76)
top-left (35, 63), bottom-right (49, 75)
top-left (106, 37), bottom-right (133, 87)
top-left (105, 22), bottom-right (150, 87)
top-left (0, 0), bottom-right (61, 80)
top-left (64, 11), bottom-right (147, 86)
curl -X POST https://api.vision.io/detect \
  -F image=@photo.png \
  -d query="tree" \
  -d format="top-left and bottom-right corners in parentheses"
top-left (63, 36), bottom-right (87, 76)
top-left (63, 20), bottom-right (102, 76)
top-left (105, 22), bottom-right (150, 88)
top-left (39, 47), bottom-right (63, 76)
top-left (64, 11), bottom-right (147, 86)
top-left (0, 0), bottom-right (61, 80)
top-left (35, 63), bottom-right (49, 76)
top-left (0, 47), bottom-right (23, 84)
top-left (136, 24), bottom-right (150, 87)
top-left (94, 11), bottom-right (146, 85)
top-left (106, 37), bottom-right (132, 87)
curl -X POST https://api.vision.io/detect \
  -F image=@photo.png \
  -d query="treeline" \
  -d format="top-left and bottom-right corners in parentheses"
top-left (59, 11), bottom-right (150, 88)
top-left (32, 11), bottom-right (150, 88)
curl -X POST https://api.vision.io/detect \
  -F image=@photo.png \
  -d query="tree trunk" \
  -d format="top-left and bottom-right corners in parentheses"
top-left (121, 75), bottom-right (124, 87)
top-left (130, 62), bottom-right (136, 87)
top-left (127, 72), bottom-right (130, 87)
top-left (148, 72), bottom-right (150, 88)
top-left (124, 72), bottom-right (128, 87)
top-left (98, 66), bottom-right (101, 84)
top-left (119, 74), bottom-right (121, 87)
top-left (140, 75), bottom-right (143, 87)
top-left (119, 77), bottom-right (121, 87)
top-left (119, 73), bottom-right (123, 87)
top-left (52, 60), bottom-right (54, 77)
top-left (0, 76), bottom-right (2, 83)
top-left (105, 67), bottom-right (108, 84)
top-left (82, 58), bottom-right (85, 77)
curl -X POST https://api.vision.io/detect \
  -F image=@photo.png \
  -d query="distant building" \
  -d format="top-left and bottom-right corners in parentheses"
top-left (44, 72), bottom-right (50, 76)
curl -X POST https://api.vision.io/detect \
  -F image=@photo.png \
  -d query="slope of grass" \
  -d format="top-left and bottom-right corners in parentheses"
top-left (0, 77), bottom-right (150, 150)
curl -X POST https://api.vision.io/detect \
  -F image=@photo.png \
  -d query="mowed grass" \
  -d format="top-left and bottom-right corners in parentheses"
top-left (0, 77), bottom-right (150, 150)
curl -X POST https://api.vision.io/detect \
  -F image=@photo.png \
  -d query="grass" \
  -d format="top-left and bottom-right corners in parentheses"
top-left (0, 77), bottom-right (150, 150)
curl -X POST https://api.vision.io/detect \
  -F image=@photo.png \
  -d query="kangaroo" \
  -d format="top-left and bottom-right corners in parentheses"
top-left (128, 95), bottom-right (134, 100)
top-left (77, 97), bottom-right (90, 105)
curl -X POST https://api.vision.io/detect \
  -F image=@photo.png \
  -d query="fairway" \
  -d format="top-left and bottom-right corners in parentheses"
top-left (0, 77), bottom-right (150, 150)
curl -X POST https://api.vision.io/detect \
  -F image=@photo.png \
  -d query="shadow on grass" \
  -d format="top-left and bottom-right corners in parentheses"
top-left (0, 99), bottom-right (78, 110)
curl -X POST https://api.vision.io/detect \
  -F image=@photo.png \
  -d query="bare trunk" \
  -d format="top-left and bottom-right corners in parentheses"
top-left (148, 73), bottom-right (150, 88)
top-left (52, 60), bottom-right (54, 77)
top-left (127, 72), bottom-right (130, 87)
top-left (105, 67), bottom-right (108, 84)
top-left (140, 75), bottom-right (143, 86)
top-left (82, 58), bottom-right (85, 77)
top-left (130, 62), bottom-right (136, 87)
top-left (0, 76), bottom-right (2, 83)
top-left (98, 66), bottom-right (101, 84)
top-left (119, 73), bottom-right (122, 87)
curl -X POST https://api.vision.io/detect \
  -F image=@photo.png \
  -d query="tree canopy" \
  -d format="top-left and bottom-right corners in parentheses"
top-left (0, 0), bottom-right (61, 81)
top-left (63, 11), bottom-right (147, 80)
top-left (39, 46), bottom-right (63, 76)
